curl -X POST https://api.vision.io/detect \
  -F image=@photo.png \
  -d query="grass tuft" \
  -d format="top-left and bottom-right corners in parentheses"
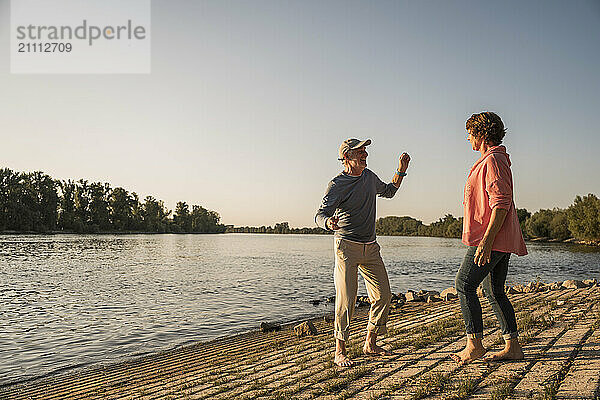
top-left (410, 373), bottom-right (450, 399)
top-left (490, 382), bottom-right (514, 400)
top-left (452, 377), bottom-right (479, 399)
top-left (346, 341), bottom-right (363, 358)
top-left (269, 339), bottom-right (286, 350)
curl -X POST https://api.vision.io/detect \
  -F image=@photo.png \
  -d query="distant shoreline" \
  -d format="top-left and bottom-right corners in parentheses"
top-left (1, 230), bottom-right (599, 247)
top-left (526, 236), bottom-right (600, 247)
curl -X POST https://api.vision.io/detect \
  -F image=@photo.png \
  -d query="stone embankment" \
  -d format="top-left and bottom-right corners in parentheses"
top-left (347, 279), bottom-right (598, 309)
top-left (2, 279), bottom-right (600, 400)
top-left (529, 237), bottom-right (600, 247)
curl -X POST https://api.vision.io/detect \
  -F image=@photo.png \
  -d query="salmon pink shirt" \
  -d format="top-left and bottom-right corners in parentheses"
top-left (462, 146), bottom-right (527, 256)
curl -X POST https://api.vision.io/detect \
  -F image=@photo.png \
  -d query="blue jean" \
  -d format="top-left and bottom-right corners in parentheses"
top-left (455, 246), bottom-right (518, 340)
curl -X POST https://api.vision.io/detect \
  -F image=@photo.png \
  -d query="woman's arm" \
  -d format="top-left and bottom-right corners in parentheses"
top-left (474, 207), bottom-right (508, 266)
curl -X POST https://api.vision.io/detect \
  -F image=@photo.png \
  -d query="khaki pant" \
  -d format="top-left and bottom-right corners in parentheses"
top-left (334, 238), bottom-right (392, 341)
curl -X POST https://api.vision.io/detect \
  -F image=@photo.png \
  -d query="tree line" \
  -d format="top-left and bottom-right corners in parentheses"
top-left (2, 166), bottom-right (597, 241)
top-left (226, 222), bottom-right (328, 235)
top-left (375, 193), bottom-right (600, 242)
top-left (376, 214), bottom-right (463, 238)
top-left (226, 193), bottom-right (600, 243)
top-left (227, 214), bottom-right (465, 238)
top-left (0, 168), bottom-right (225, 233)
top-left (519, 194), bottom-right (600, 241)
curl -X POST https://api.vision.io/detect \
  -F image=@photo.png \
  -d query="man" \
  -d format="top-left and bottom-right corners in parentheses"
top-left (315, 138), bottom-right (410, 367)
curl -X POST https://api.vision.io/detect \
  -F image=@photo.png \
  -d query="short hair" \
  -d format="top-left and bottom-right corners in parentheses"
top-left (340, 149), bottom-right (353, 164)
top-left (465, 112), bottom-right (506, 146)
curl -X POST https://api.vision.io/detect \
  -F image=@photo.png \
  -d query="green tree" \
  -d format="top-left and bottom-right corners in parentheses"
top-left (130, 192), bottom-right (143, 230)
top-left (109, 187), bottom-right (135, 231)
top-left (548, 209), bottom-right (571, 240)
top-left (0, 168), bottom-right (12, 230)
top-left (525, 208), bottom-right (571, 239)
top-left (516, 208), bottom-right (531, 239)
top-left (58, 180), bottom-right (77, 231)
top-left (376, 216), bottom-right (423, 236)
top-left (524, 208), bottom-right (571, 240)
top-left (142, 196), bottom-right (171, 232)
top-left (73, 179), bottom-right (91, 232)
top-left (173, 201), bottom-right (192, 232)
top-left (189, 205), bottom-right (217, 232)
top-left (19, 171), bottom-right (58, 232)
top-left (525, 209), bottom-right (553, 238)
top-left (88, 182), bottom-right (111, 231)
top-left (0, 168), bottom-right (23, 230)
top-left (18, 173), bottom-right (38, 231)
top-left (420, 214), bottom-right (461, 238)
top-left (567, 194), bottom-right (600, 241)
top-left (274, 222), bottom-right (290, 234)
top-left (34, 172), bottom-right (58, 231)
top-left (445, 217), bottom-right (463, 238)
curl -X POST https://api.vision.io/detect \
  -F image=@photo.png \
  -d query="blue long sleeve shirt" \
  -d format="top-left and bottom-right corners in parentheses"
top-left (315, 168), bottom-right (398, 242)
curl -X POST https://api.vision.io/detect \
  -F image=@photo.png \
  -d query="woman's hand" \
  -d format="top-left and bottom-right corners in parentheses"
top-left (474, 237), bottom-right (493, 266)
top-left (474, 207), bottom-right (508, 266)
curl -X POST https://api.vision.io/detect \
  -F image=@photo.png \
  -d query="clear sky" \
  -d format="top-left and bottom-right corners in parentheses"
top-left (1, 0), bottom-right (599, 227)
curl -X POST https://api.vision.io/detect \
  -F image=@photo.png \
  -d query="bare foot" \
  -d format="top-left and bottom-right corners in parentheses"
top-left (450, 345), bottom-right (487, 365)
top-left (363, 343), bottom-right (392, 356)
top-left (334, 352), bottom-right (354, 367)
top-left (483, 347), bottom-right (524, 362)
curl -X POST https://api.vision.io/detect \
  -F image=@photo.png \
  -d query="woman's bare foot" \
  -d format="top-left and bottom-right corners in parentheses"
top-left (483, 347), bottom-right (524, 361)
top-left (363, 343), bottom-right (392, 356)
top-left (484, 339), bottom-right (524, 361)
top-left (450, 338), bottom-right (486, 365)
top-left (334, 352), bottom-right (354, 367)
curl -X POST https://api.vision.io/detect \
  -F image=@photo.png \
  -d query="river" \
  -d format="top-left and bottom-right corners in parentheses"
top-left (1, 233), bottom-right (599, 386)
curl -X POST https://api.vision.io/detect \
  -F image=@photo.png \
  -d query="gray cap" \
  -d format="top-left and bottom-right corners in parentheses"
top-left (338, 138), bottom-right (371, 160)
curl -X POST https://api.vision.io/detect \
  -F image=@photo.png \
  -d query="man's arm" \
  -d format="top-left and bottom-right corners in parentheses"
top-left (315, 181), bottom-right (343, 230)
top-left (391, 152), bottom-right (411, 188)
top-left (376, 152), bottom-right (411, 198)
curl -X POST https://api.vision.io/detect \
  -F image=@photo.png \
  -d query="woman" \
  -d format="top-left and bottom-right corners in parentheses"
top-left (451, 112), bottom-right (527, 365)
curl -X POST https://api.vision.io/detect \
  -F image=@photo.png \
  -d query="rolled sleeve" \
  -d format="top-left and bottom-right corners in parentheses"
top-left (485, 155), bottom-right (513, 210)
top-left (486, 179), bottom-right (512, 210)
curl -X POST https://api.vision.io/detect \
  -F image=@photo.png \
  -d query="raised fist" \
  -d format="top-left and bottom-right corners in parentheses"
top-left (398, 153), bottom-right (411, 172)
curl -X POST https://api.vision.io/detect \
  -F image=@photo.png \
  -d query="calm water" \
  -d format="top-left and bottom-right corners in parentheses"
top-left (1, 234), bottom-right (599, 386)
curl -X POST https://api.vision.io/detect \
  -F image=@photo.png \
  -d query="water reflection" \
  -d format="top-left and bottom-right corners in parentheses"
top-left (0, 234), bottom-right (598, 386)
